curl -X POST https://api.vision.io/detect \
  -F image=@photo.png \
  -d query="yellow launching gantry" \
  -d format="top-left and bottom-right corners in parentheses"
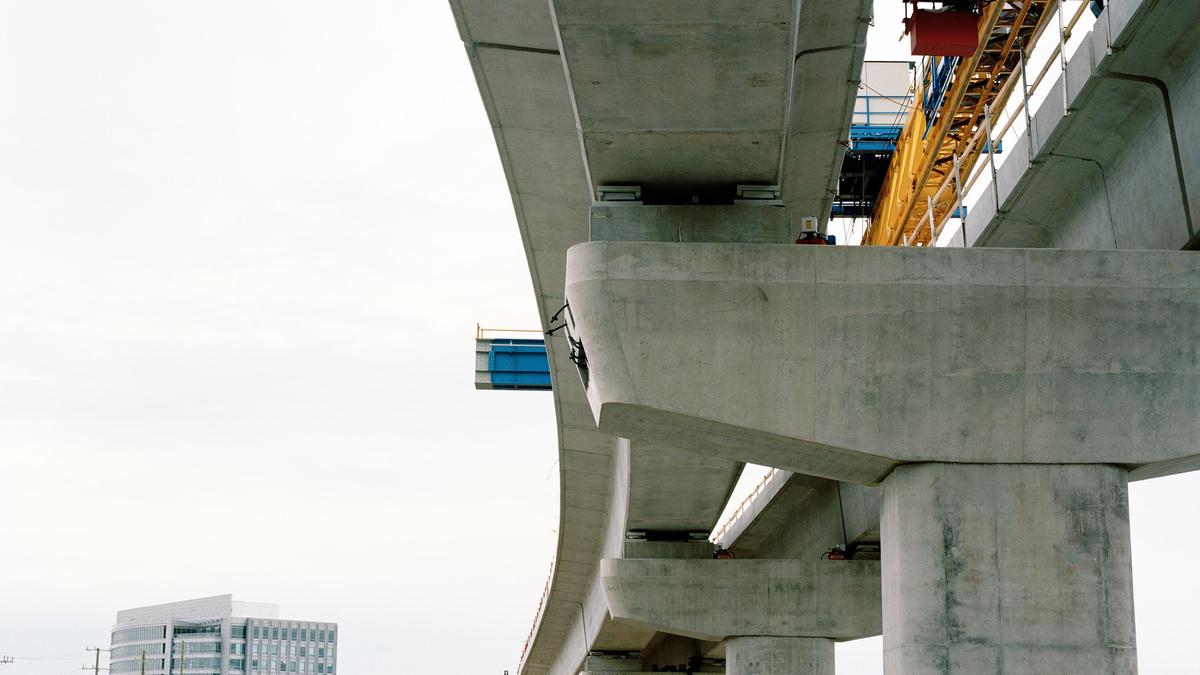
top-left (863, 0), bottom-right (1068, 247)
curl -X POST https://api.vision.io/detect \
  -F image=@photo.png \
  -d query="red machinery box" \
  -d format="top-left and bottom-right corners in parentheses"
top-left (909, 9), bottom-right (979, 56)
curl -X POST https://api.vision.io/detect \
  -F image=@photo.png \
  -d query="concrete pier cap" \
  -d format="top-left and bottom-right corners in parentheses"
top-left (564, 242), bottom-right (1200, 485)
top-left (600, 558), bottom-right (882, 642)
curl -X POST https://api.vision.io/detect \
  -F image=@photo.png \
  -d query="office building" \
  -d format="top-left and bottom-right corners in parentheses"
top-left (109, 595), bottom-right (337, 675)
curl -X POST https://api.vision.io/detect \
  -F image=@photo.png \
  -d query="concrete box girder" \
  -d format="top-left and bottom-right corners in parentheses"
top-left (450, 0), bottom-right (559, 51)
top-left (552, 0), bottom-right (792, 191)
top-left (566, 242), bottom-right (1200, 484)
top-left (626, 439), bottom-right (742, 532)
top-left (548, 0), bottom-right (870, 230)
top-left (454, 5), bottom-right (776, 669)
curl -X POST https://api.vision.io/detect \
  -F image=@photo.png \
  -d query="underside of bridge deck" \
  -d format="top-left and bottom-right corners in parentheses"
top-left (453, 0), bottom-right (1199, 673)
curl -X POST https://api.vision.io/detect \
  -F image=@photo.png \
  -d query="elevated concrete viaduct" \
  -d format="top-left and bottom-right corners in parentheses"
top-left (451, 0), bottom-right (876, 672)
top-left (452, 0), bottom-right (1200, 673)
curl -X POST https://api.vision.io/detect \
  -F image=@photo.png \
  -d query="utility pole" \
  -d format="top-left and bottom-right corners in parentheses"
top-left (84, 648), bottom-right (109, 675)
top-left (140, 651), bottom-right (146, 675)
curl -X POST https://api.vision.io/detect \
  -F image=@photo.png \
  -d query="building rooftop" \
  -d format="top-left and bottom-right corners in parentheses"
top-left (115, 594), bottom-right (280, 626)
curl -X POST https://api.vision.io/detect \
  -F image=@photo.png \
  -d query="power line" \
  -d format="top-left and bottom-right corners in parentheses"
top-left (5, 654), bottom-right (88, 662)
top-left (860, 81), bottom-right (919, 111)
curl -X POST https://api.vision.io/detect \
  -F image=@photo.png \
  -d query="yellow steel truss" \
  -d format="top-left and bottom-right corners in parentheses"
top-left (863, 0), bottom-right (1056, 246)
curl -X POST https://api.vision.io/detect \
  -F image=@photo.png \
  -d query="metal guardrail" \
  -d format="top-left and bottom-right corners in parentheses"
top-left (518, 560), bottom-right (555, 672)
top-left (475, 324), bottom-right (552, 391)
top-left (709, 467), bottom-right (782, 546)
top-left (476, 324), bottom-right (544, 339)
top-left (911, 0), bottom-right (1093, 247)
top-left (866, 0), bottom-right (1052, 246)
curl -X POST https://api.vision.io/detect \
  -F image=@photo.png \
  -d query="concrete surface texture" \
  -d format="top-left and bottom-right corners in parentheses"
top-left (731, 479), bottom-right (880, 561)
top-left (566, 241), bottom-right (1200, 484)
top-left (550, 0), bottom-right (871, 226)
top-left (581, 653), bottom-right (645, 673)
top-left (881, 463), bottom-right (1137, 674)
top-left (963, 0), bottom-right (1200, 251)
top-left (590, 204), bottom-right (792, 245)
top-left (451, 0), bottom-right (1200, 671)
top-left (726, 637), bottom-right (834, 675)
top-left (601, 558), bottom-right (882, 641)
top-left (448, 2), bottom-right (745, 671)
top-left (451, 0), bottom-right (878, 669)
top-left (712, 468), bottom-right (882, 562)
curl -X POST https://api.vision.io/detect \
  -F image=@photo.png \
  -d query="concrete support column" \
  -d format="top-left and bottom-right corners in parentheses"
top-left (726, 637), bottom-right (833, 675)
top-left (881, 463), bottom-right (1137, 674)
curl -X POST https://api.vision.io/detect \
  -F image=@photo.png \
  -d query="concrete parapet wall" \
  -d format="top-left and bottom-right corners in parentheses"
top-left (566, 242), bottom-right (1200, 484)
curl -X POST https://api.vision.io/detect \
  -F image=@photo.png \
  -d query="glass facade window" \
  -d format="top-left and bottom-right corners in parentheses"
top-left (174, 625), bottom-right (220, 636)
top-left (111, 658), bottom-right (165, 673)
top-left (180, 657), bottom-right (221, 669)
top-left (113, 615), bottom-right (329, 675)
top-left (112, 644), bottom-right (166, 659)
top-left (112, 626), bottom-right (167, 644)
top-left (174, 642), bottom-right (221, 654)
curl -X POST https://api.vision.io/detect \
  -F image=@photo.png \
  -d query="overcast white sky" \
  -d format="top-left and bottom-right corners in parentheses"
top-left (0, 3), bottom-right (1197, 674)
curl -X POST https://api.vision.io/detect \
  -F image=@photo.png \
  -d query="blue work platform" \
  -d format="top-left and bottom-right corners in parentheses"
top-left (474, 337), bottom-right (552, 391)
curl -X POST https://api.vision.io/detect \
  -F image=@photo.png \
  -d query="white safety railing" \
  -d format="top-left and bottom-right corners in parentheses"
top-left (517, 560), bottom-right (555, 670)
top-left (910, 0), bottom-right (1095, 248)
top-left (709, 467), bottom-right (782, 545)
top-left (476, 323), bottom-right (544, 340)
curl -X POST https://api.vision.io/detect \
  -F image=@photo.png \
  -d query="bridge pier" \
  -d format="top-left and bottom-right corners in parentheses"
top-left (565, 242), bottom-right (1200, 674)
top-left (881, 463), bottom-right (1137, 674)
top-left (726, 636), bottom-right (833, 675)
